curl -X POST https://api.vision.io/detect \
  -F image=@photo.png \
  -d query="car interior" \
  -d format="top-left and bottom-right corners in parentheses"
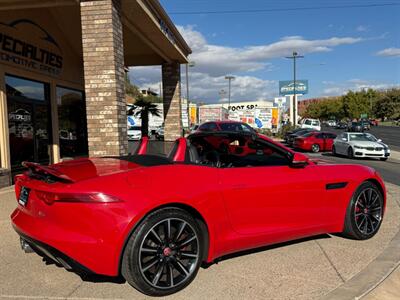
top-left (188, 133), bottom-right (290, 168)
top-left (126, 133), bottom-right (291, 168)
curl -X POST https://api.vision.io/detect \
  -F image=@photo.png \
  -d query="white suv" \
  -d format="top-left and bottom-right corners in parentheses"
top-left (301, 118), bottom-right (321, 131)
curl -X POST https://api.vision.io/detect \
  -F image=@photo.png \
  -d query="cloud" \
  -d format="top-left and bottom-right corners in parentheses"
top-left (129, 25), bottom-right (364, 102)
top-left (176, 25), bottom-right (362, 77)
top-left (129, 66), bottom-right (277, 103)
top-left (376, 47), bottom-right (400, 57)
top-left (356, 25), bottom-right (369, 32)
top-left (322, 79), bottom-right (400, 96)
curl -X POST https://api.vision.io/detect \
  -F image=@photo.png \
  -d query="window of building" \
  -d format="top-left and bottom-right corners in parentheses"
top-left (56, 86), bottom-right (88, 158)
top-left (6, 75), bottom-right (51, 173)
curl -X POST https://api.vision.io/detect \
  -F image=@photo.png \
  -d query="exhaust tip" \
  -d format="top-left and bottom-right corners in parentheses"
top-left (20, 237), bottom-right (34, 253)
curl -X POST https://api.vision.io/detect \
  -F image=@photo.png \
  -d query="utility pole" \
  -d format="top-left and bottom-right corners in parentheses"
top-left (286, 51), bottom-right (304, 125)
top-left (185, 61), bottom-right (195, 127)
top-left (224, 75), bottom-right (235, 110)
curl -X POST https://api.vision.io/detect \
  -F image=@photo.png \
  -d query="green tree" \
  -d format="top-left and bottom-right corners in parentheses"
top-left (373, 88), bottom-right (400, 121)
top-left (303, 97), bottom-right (344, 120)
top-left (127, 95), bottom-right (162, 137)
top-left (342, 89), bottom-right (377, 120)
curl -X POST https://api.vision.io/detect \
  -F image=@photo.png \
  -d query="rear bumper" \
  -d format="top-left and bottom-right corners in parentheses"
top-left (15, 228), bottom-right (95, 275)
top-left (11, 200), bottom-right (130, 276)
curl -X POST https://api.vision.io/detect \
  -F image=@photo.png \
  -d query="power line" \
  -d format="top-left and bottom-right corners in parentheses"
top-left (169, 2), bottom-right (400, 15)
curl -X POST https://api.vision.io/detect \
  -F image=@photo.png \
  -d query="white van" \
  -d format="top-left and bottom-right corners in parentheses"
top-left (301, 118), bottom-right (321, 131)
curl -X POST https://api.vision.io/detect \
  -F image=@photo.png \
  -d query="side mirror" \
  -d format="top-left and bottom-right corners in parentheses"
top-left (377, 139), bottom-right (382, 142)
top-left (290, 152), bottom-right (309, 168)
top-left (342, 138), bottom-right (347, 142)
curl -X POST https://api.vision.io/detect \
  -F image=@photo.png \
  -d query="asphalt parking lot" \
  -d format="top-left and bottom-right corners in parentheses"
top-left (1, 180), bottom-right (400, 299)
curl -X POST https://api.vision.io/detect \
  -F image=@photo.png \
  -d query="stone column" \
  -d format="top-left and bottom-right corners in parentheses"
top-left (162, 62), bottom-right (182, 141)
top-left (80, 0), bottom-right (127, 157)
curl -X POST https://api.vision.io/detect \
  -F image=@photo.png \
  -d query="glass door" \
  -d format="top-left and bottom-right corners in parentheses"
top-left (6, 75), bottom-right (51, 174)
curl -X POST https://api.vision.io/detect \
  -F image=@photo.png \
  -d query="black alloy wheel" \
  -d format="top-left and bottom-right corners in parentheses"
top-left (343, 181), bottom-right (384, 240)
top-left (122, 208), bottom-right (203, 296)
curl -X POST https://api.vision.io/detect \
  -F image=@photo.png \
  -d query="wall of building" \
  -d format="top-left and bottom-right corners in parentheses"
top-left (200, 100), bottom-right (278, 129)
top-left (0, 8), bottom-right (84, 178)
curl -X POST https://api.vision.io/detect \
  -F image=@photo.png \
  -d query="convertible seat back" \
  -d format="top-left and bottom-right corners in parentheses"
top-left (134, 137), bottom-right (149, 155)
top-left (167, 138), bottom-right (200, 164)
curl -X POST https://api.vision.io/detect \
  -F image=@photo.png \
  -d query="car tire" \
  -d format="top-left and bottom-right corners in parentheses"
top-left (121, 207), bottom-right (204, 296)
top-left (311, 144), bottom-right (320, 153)
top-left (380, 157), bottom-right (388, 161)
top-left (347, 147), bottom-right (354, 159)
top-left (342, 181), bottom-right (384, 240)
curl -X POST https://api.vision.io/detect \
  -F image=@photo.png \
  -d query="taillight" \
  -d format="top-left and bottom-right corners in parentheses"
top-left (35, 191), bottom-right (122, 205)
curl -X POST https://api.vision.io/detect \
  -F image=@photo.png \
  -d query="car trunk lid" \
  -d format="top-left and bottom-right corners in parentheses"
top-left (23, 157), bottom-right (142, 183)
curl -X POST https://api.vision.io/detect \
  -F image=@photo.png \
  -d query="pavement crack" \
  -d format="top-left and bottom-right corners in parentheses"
top-left (315, 240), bottom-right (346, 283)
top-left (64, 281), bottom-right (83, 299)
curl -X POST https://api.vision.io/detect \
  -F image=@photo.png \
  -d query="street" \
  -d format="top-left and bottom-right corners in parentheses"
top-left (308, 152), bottom-right (400, 186)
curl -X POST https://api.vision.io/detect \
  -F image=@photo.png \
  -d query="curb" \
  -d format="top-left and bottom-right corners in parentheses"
top-left (322, 184), bottom-right (400, 300)
top-left (0, 185), bottom-right (14, 195)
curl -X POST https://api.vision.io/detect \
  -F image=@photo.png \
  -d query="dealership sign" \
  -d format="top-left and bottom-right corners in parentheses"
top-left (0, 19), bottom-right (63, 76)
top-left (279, 80), bottom-right (308, 96)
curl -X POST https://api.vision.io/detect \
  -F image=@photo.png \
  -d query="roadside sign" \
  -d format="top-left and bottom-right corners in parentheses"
top-left (360, 113), bottom-right (368, 119)
top-left (279, 80), bottom-right (308, 96)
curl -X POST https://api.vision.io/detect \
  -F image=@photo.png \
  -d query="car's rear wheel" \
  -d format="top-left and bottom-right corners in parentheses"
top-left (121, 208), bottom-right (203, 296)
top-left (342, 181), bottom-right (384, 240)
top-left (311, 144), bottom-right (320, 153)
top-left (347, 147), bottom-right (354, 159)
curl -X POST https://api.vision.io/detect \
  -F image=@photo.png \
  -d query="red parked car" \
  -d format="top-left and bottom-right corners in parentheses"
top-left (12, 131), bottom-right (385, 296)
top-left (293, 132), bottom-right (337, 153)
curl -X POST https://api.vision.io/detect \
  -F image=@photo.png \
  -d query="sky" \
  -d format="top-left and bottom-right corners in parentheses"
top-left (129, 0), bottom-right (400, 104)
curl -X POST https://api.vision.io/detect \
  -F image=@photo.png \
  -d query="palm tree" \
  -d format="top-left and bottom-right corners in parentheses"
top-left (128, 95), bottom-right (162, 137)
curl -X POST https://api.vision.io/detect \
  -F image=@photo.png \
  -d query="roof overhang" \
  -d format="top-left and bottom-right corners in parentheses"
top-left (0, 0), bottom-right (192, 66)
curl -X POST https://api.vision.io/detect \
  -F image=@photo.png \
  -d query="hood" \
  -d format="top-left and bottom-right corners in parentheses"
top-left (50, 157), bottom-right (141, 182)
top-left (348, 141), bottom-right (383, 147)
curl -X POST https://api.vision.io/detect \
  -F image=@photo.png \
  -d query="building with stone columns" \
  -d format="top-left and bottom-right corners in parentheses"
top-left (0, 0), bottom-right (191, 187)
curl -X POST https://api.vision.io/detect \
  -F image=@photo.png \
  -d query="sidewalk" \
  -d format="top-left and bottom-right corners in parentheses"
top-left (363, 264), bottom-right (400, 299)
top-left (1, 183), bottom-right (400, 299)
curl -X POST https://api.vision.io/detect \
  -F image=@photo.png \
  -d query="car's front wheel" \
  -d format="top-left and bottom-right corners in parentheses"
top-left (347, 147), bottom-right (354, 159)
top-left (332, 145), bottom-right (337, 156)
top-left (380, 157), bottom-right (388, 161)
top-left (311, 144), bottom-right (320, 153)
top-left (121, 208), bottom-right (203, 296)
top-left (342, 181), bottom-right (384, 240)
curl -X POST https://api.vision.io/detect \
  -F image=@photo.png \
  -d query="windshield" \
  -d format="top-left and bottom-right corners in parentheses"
top-left (220, 123), bottom-right (254, 132)
top-left (302, 132), bottom-right (314, 137)
top-left (312, 120), bottom-right (320, 126)
top-left (349, 134), bottom-right (376, 141)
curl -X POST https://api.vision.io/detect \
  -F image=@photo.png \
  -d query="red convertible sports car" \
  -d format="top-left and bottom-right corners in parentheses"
top-left (11, 131), bottom-right (386, 296)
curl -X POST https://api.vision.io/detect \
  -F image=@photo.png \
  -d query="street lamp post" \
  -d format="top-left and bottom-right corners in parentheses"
top-left (286, 52), bottom-right (304, 125)
top-left (185, 61), bottom-right (195, 127)
top-left (225, 75), bottom-right (235, 110)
